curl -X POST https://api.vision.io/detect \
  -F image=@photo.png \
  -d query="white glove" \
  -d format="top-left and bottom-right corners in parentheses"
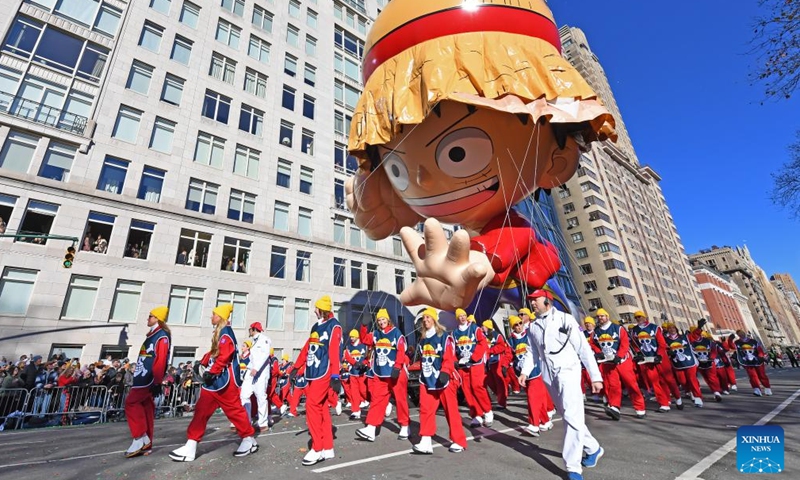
top-left (458, 357), bottom-right (470, 366)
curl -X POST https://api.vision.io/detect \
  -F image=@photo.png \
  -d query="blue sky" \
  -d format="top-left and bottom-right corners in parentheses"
top-left (549, 0), bottom-right (800, 281)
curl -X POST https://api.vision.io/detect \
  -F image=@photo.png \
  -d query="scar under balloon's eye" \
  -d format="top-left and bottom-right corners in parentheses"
top-left (435, 127), bottom-right (493, 178)
top-left (382, 153), bottom-right (409, 191)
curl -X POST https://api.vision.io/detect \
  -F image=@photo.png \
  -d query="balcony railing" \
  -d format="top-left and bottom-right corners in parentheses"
top-left (0, 91), bottom-right (88, 136)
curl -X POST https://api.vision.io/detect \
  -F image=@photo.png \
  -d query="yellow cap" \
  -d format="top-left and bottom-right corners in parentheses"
top-left (626, 324), bottom-right (635, 329)
top-left (349, 329), bottom-right (360, 338)
top-left (701, 331), bottom-right (712, 339)
top-left (422, 307), bottom-right (438, 321)
top-left (455, 308), bottom-right (467, 318)
top-left (595, 308), bottom-right (609, 317)
top-left (509, 315), bottom-right (522, 327)
top-left (243, 339), bottom-right (253, 347)
top-left (149, 306), bottom-right (169, 322)
top-left (213, 304), bottom-right (233, 321)
top-left (468, 314), bottom-right (476, 323)
top-left (270, 347), bottom-right (275, 356)
top-left (482, 320), bottom-right (494, 330)
top-left (634, 310), bottom-right (647, 318)
top-left (376, 308), bottom-right (390, 320)
top-left (282, 353), bottom-right (290, 361)
top-left (688, 324), bottom-right (698, 332)
top-left (518, 308), bottom-right (532, 317)
top-left (662, 322), bottom-right (675, 330)
top-left (315, 295), bottom-right (332, 312)
top-left (583, 316), bottom-right (596, 325)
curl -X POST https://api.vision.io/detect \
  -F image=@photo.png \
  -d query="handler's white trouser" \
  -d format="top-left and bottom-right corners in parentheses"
top-left (240, 370), bottom-right (270, 426)
top-left (543, 365), bottom-right (600, 474)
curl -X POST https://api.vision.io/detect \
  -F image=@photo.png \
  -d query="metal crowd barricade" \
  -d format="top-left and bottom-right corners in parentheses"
top-left (169, 382), bottom-right (201, 418)
top-left (0, 388), bottom-right (30, 431)
top-left (105, 385), bottom-right (131, 422)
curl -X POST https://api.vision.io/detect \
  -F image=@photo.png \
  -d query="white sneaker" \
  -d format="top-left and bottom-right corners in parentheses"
top-left (484, 411), bottom-right (494, 427)
top-left (322, 449), bottom-right (335, 460)
top-left (731, 384), bottom-right (738, 392)
top-left (714, 392), bottom-right (722, 402)
top-left (413, 436), bottom-right (433, 454)
top-left (722, 390), bottom-right (730, 395)
top-left (349, 411), bottom-right (361, 420)
top-left (547, 409), bottom-right (557, 420)
top-left (449, 443), bottom-right (465, 453)
top-left (360, 400), bottom-right (369, 409)
top-left (355, 425), bottom-right (376, 442)
top-left (385, 403), bottom-right (393, 417)
top-left (125, 434), bottom-right (150, 458)
top-left (169, 440), bottom-right (197, 462)
top-left (334, 401), bottom-right (342, 416)
top-left (523, 424), bottom-right (540, 436)
top-left (280, 404), bottom-right (288, 415)
top-left (302, 449), bottom-right (324, 466)
top-left (470, 416), bottom-right (484, 428)
top-left (754, 388), bottom-right (763, 397)
top-left (694, 398), bottom-right (704, 408)
top-left (257, 421), bottom-right (271, 430)
top-left (345, 402), bottom-right (352, 409)
top-left (764, 388), bottom-right (773, 396)
top-left (398, 425), bottom-right (409, 440)
top-left (234, 436), bottom-right (259, 457)
top-left (539, 420), bottom-right (554, 431)
top-left (657, 406), bottom-right (670, 413)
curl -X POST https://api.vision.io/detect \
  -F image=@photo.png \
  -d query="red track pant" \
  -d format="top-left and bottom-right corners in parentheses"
top-left (125, 387), bottom-right (155, 440)
top-left (365, 372), bottom-right (410, 427)
top-left (306, 377), bottom-right (335, 451)
top-left (289, 386), bottom-right (305, 416)
top-left (344, 376), bottom-right (367, 411)
top-left (187, 385), bottom-right (254, 441)
top-left (508, 367), bottom-right (521, 392)
top-left (657, 361), bottom-right (682, 400)
top-left (600, 361), bottom-right (646, 411)
top-left (699, 367), bottom-right (722, 394)
top-left (724, 365), bottom-right (737, 387)
top-left (524, 376), bottom-right (548, 427)
top-left (458, 366), bottom-right (492, 417)
top-left (674, 366), bottom-right (702, 399)
top-left (641, 364), bottom-right (671, 408)
top-left (745, 365), bottom-right (771, 389)
top-left (485, 362), bottom-right (508, 407)
top-left (419, 380), bottom-right (467, 447)
top-left (268, 381), bottom-right (282, 410)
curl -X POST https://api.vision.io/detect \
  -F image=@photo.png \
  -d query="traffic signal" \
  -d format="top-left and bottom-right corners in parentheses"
top-left (63, 246), bottom-right (75, 268)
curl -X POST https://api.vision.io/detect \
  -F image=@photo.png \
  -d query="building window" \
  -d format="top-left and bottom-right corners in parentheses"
top-left (233, 145), bottom-right (260, 180)
top-left (298, 207), bottom-right (312, 236)
top-left (282, 85), bottom-right (296, 110)
top-left (288, 0), bottom-right (301, 18)
top-left (395, 269), bottom-right (405, 294)
top-left (575, 248), bottom-right (588, 259)
top-left (210, 52), bottom-right (236, 84)
top-left (604, 259), bottom-right (627, 271)
top-left (193, 132), bottom-right (224, 168)
top-left (301, 130), bottom-right (314, 155)
top-left (185, 178), bottom-right (218, 214)
top-left (393, 237), bottom-right (403, 256)
top-left (294, 299), bottom-right (310, 331)
top-left (299, 166), bottom-right (313, 194)
top-left (82, 211), bottom-right (114, 254)
top-left (170, 35), bottom-right (193, 65)
top-left (125, 220), bottom-right (154, 260)
top-left (112, 106), bottom-right (142, 143)
top-left (110, 280), bottom-right (143, 323)
top-left (579, 263), bottom-right (593, 275)
top-left (94, 5), bottom-right (122, 37)
top-left (97, 156), bottom-right (128, 194)
top-left (0, 194), bottom-right (16, 228)
top-left (168, 286), bottom-right (204, 325)
top-left (279, 121), bottom-right (293, 147)
top-left (179, 2), bottom-right (200, 28)
top-left (216, 291), bottom-right (247, 328)
top-left (222, 236), bottom-right (250, 273)
top-left (276, 159), bottom-right (291, 188)
top-left (61, 275), bottom-right (100, 320)
top-left (248, 35), bottom-right (270, 64)
top-left (17, 200), bottom-right (58, 244)
top-left (270, 246), bottom-right (287, 278)
top-left (150, 0), bottom-right (172, 15)
top-left (38, 142), bottom-right (76, 182)
top-left (139, 21), bottom-right (164, 52)
top-left (598, 242), bottom-right (621, 254)
top-left (215, 19), bottom-right (241, 49)
top-left (238, 105), bottom-right (264, 136)
top-left (367, 264), bottom-right (378, 291)
top-left (334, 257), bottom-right (346, 287)
top-left (137, 166), bottom-right (165, 203)
top-left (302, 95), bottom-right (315, 119)
top-left (202, 90), bottom-right (231, 123)
top-left (284, 54), bottom-right (297, 76)
top-left (296, 251), bottom-right (311, 282)
top-left (334, 218), bottom-right (345, 243)
top-left (305, 35), bottom-right (317, 56)
top-left (286, 24), bottom-right (299, 48)
top-left (334, 79), bottom-right (360, 109)
top-left (221, 0), bottom-right (244, 17)
top-left (176, 228), bottom-right (211, 267)
top-left (563, 203), bottom-right (575, 214)
top-left (0, 131), bottom-right (37, 173)
top-left (567, 217), bottom-right (579, 228)
top-left (228, 189), bottom-right (255, 223)
top-left (351, 261), bottom-right (362, 290)
top-left (558, 187), bottom-right (571, 199)
top-left (350, 225), bottom-right (362, 248)
top-left (307, 9), bottom-right (318, 29)
top-left (252, 5), bottom-right (273, 32)
top-left (126, 60), bottom-right (153, 94)
top-left (304, 63), bottom-right (316, 86)
top-left (267, 296), bottom-right (284, 330)
top-left (244, 68), bottom-right (267, 98)
top-left (0, 267), bottom-right (37, 315)
top-left (334, 178), bottom-right (345, 208)
top-left (161, 74), bottom-right (184, 106)
top-left (571, 232), bottom-right (584, 244)
top-left (149, 117), bottom-right (176, 153)
top-left (273, 201), bottom-right (289, 231)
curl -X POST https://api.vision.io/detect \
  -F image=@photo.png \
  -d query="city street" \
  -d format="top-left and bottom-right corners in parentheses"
top-left (0, 368), bottom-right (798, 480)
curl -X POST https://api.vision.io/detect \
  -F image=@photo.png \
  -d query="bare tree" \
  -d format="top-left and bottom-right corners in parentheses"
top-left (751, 0), bottom-right (800, 99)
top-left (772, 132), bottom-right (800, 216)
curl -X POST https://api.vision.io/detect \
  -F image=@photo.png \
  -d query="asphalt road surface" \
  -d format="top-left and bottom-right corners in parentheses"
top-left (1, 367), bottom-right (798, 480)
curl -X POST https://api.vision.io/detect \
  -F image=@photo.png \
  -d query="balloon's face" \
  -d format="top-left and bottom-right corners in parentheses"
top-left (380, 101), bottom-right (575, 231)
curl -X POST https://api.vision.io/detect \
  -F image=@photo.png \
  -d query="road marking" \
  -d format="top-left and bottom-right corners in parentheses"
top-left (675, 387), bottom-right (800, 480)
top-left (0, 440), bottom-right (46, 446)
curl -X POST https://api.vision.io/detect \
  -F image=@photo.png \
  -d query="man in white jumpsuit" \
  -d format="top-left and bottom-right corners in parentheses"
top-left (519, 289), bottom-right (604, 480)
top-left (240, 322), bottom-right (272, 429)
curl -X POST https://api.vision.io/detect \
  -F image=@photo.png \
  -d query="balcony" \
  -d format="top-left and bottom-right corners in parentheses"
top-left (0, 91), bottom-right (88, 136)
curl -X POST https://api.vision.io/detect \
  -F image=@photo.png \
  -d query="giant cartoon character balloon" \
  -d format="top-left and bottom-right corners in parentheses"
top-left (345, 0), bottom-right (617, 315)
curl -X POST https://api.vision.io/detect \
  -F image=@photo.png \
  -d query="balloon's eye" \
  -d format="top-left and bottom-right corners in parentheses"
top-left (435, 128), bottom-right (493, 178)
top-left (382, 153), bottom-right (409, 191)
